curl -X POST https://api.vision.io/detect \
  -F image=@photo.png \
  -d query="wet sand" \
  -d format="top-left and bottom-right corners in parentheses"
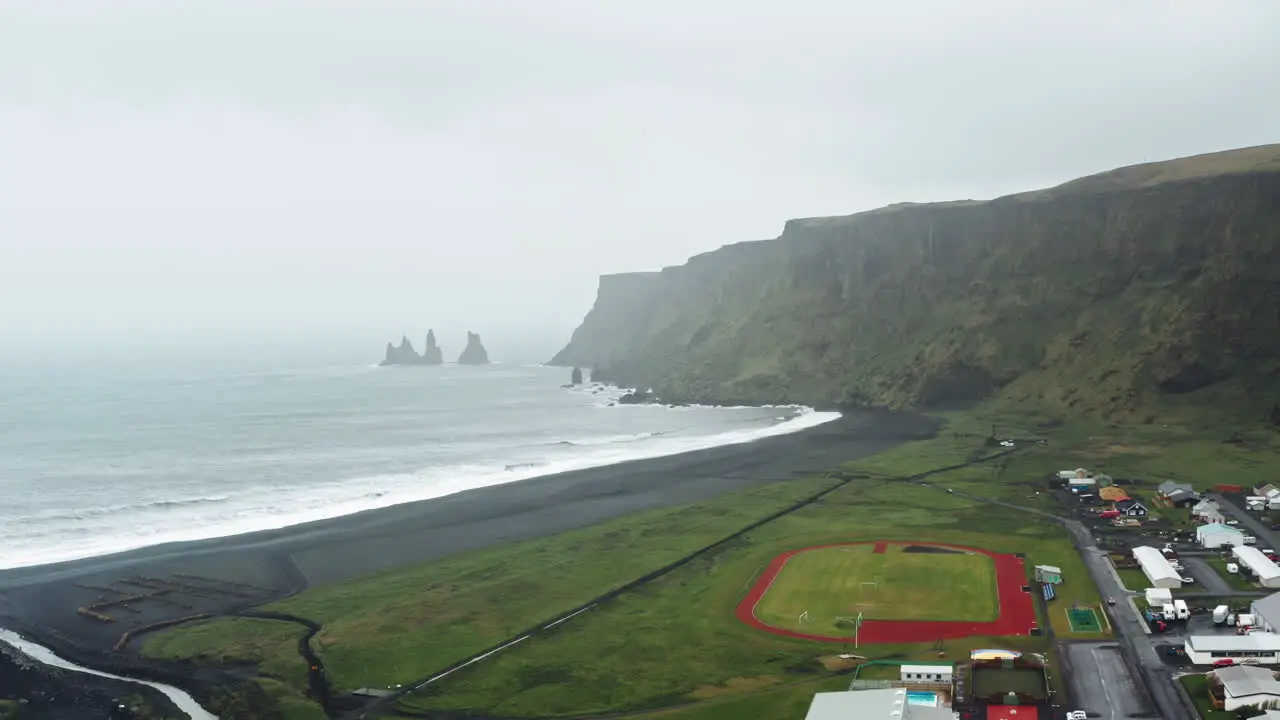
top-left (0, 409), bottom-right (936, 666)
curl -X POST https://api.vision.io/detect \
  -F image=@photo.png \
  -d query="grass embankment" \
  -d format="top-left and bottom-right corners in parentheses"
top-left (143, 405), bottom-right (1280, 719)
top-left (755, 543), bottom-right (998, 627)
top-left (1178, 673), bottom-right (1234, 720)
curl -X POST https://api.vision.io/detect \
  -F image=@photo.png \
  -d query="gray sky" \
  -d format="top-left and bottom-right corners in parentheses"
top-left (2, 1), bottom-right (1277, 346)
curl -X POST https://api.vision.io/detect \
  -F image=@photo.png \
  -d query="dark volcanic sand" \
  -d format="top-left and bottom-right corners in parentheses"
top-left (0, 410), bottom-right (936, 666)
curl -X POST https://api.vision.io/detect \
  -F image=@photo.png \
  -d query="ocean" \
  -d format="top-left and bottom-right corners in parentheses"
top-left (0, 342), bottom-right (837, 571)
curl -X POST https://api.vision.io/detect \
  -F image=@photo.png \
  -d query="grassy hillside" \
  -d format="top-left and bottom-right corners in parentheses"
top-left (552, 144), bottom-right (1280, 424)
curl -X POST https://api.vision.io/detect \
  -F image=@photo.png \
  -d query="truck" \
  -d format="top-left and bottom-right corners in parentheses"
top-left (1163, 603), bottom-right (1178, 621)
top-left (1214, 605), bottom-right (1231, 624)
top-left (1174, 599), bottom-right (1191, 620)
top-left (1227, 562), bottom-right (1240, 574)
top-left (1238, 613), bottom-right (1256, 628)
top-left (1244, 536), bottom-right (1258, 545)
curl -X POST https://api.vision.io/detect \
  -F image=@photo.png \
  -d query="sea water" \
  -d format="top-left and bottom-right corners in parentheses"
top-left (0, 337), bottom-right (838, 570)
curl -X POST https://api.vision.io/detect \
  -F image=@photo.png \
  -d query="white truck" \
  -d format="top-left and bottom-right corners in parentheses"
top-left (1163, 603), bottom-right (1178, 621)
top-left (1214, 605), bottom-right (1231, 624)
top-left (1174, 599), bottom-right (1191, 620)
top-left (1244, 536), bottom-right (1258, 545)
top-left (1227, 562), bottom-right (1240, 574)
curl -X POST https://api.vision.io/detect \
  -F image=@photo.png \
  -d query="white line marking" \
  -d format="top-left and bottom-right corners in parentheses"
top-left (544, 604), bottom-right (596, 630)
top-left (415, 635), bottom-right (530, 689)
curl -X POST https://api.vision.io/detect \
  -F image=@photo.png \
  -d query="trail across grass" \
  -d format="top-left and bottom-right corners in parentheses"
top-left (754, 543), bottom-right (996, 630)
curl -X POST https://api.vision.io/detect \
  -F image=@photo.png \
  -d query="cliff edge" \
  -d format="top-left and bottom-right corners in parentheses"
top-left (551, 144), bottom-right (1280, 422)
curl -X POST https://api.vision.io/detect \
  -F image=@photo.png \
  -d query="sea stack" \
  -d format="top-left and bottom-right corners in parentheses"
top-left (457, 332), bottom-right (490, 365)
top-left (571, 367), bottom-right (583, 385)
top-left (422, 329), bottom-right (444, 365)
top-left (380, 336), bottom-right (424, 366)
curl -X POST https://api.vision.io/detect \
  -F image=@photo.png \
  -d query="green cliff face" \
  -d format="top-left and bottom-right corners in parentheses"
top-left (552, 144), bottom-right (1280, 422)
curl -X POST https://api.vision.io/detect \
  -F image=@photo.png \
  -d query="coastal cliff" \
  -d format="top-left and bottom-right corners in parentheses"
top-left (552, 144), bottom-right (1280, 421)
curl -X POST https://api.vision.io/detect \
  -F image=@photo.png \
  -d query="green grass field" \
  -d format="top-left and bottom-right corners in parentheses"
top-left (754, 544), bottom-right (996, 629)
top-left (139, 402), bottom-right (1280, 719)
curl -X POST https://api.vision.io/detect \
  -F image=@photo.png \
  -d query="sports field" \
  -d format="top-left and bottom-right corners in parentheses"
top-left (753, 542), bottom-right (997, 631)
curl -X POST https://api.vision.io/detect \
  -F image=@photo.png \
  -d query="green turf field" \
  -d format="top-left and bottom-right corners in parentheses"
top-left (1066, 607), bottom-right (1102, 633)
top-left (753, 543), bottom-right (997, 629)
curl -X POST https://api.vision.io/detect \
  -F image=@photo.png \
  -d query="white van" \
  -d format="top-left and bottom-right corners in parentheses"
top-left (1244, 536), bottom-right (1258, 545)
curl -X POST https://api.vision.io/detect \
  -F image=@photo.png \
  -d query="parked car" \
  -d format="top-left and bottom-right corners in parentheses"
top-left (1066, 712), bottom-right (1088, 720)
top-left (1227, 520), bottom-right (1240, 525)
top-left (1214, 659), bottom-right (1236, 667)
top-left (1182, 576), bottom-right (1196, 584)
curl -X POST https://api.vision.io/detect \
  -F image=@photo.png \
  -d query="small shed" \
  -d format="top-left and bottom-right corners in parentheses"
top-left (1034, 565), bottom-right (1063, 584)
top-left (1057, 468), bottom-right (1089, 479)
top-left (1198, 523), bottom-right (1246, 549)
top-left (1146, 587), bottom-right (1173, 606)
top-left (899, 663), bottom-right (953, 684)
top-left (1158, 480), bottom-right (1195, 497)
top-left (1165, 488), bottom-right (1198, 507)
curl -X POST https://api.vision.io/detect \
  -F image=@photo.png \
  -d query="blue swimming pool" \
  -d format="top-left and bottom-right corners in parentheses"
top-left (906, 691), bottom-right (938, 707)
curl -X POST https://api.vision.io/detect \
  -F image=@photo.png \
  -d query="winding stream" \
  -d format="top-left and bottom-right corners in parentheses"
top-left (0, 628), bottom-right (217, 719)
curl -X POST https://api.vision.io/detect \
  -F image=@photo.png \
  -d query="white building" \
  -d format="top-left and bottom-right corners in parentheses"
top-left (805, 688), bottom-right (954, 720)
top-left (1184, 633), bottom-right (1280, 666)
top-left (1199, 523), bottom-right (1247, 548)
top-left (1146, 588), bottom-right (1174, 606)
top-left (1133, 546), bottom-right (1183, 589)
top-left (1252, 593), bottom-right (1280, 634)
top-left (1246, 711), bottom-right (1280, 720)
top-left (1216, 665), bottom-right (1280, 711)
top-left (1235, 547), bottom-right (1280, 588)
top-left (899, 664), bottom-right (953, 684)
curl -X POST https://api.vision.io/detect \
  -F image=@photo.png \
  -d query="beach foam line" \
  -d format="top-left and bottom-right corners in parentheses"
top-left (0, 407), bottom-right (841, 570)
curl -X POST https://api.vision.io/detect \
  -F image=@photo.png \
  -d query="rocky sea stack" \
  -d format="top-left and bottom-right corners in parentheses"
top-left (457, 332), bottom-right (490, 365)
top-left (380, 330), bottom-right (445, 366)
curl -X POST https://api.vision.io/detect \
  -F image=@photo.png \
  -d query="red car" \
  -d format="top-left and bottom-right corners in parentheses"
top-left (1214, 659), bottom-right (1236, 667)
top-left (1099, 510), bottom-right (1121, 518)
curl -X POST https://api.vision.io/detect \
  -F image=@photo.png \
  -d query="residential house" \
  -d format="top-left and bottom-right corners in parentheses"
top-left (1166, 488), bottom-right (1199, 507)
top-left (1158, 480), bottom-right (1196, 498)
top-left (1256, 484), bottom-right (1280, 501)
top-left (1193, 499), bottom-right (1225, 524)
top-left (1116, 499), bottom-right (1148, 518)
top-left (1215, 665), bottom-right (1280, 711)
top-left (1100, 486), bottom-right (1131, 503)
top-left (1198, 523), bottom-right (1246, 549)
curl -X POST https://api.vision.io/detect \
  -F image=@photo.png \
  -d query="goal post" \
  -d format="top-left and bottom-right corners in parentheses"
top-left (798, 610), bottom-right (810, 624)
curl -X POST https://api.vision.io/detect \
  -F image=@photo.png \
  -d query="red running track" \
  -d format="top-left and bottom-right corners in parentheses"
top-left (735, 541), bottom-right (1037, 644)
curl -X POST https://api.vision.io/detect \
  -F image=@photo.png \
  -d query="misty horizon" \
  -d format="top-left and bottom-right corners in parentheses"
top-left (3, 2), bottom-right (1278, 339)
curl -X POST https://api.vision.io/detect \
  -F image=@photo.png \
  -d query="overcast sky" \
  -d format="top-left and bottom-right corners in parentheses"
top-left (1, 1), bottom-right (1277, 348)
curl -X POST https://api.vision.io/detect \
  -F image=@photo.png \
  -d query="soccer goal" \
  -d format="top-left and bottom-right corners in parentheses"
top-left (798, 610), bottom-right (811, 625)
top-left (856, 581), bottom-right (879, 609)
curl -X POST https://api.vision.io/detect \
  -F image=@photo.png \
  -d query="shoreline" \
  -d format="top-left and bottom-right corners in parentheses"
top-left (0, 407), bottom-right (936, 673)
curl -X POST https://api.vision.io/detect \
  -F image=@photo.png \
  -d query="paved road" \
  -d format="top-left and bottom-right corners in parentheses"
top-left (1061, 642), bottom-right (1148, 719)
top-left (1182, 556), bottom-right (1233, 594)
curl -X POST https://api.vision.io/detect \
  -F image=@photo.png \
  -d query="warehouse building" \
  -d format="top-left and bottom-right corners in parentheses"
top-left (1133, 546), bottom-right (1182, 589)
top-left (1252, 593), bottom-right (1280, 634)
top-left (1234, 546), bottom-right (1280, 588)
top-left (1184, 633), bottom-right (1280, 666)
top-left (1198, 523), bottom-right (1246, 549)
top-left (804, 688), bottom-right (955, 720)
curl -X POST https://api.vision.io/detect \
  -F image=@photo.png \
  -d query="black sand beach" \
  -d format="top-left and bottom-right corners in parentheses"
top-left (0, 410), bottom-right (935, 676)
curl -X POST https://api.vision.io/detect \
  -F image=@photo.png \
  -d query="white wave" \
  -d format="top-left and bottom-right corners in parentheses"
top-left (0, 408), bottom-right (840, 570)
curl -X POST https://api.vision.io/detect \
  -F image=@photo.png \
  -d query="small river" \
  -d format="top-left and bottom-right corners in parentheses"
top-left (0, 628), bottom-right (217, 720)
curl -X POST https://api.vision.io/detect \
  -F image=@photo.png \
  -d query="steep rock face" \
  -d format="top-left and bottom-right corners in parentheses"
top-left (457, 332), bottom-right (490, 365)
top-left (552, 145), bottom-right (1280, 421)
top-left (422, 329), bottom-right (444, 365)
top-left (381, 336), bottom-right (425, 366)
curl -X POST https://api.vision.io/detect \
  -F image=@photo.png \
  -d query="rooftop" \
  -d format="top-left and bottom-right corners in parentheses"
top-left (1198, 523), bottom-right (1244, 536)
top-left (1217, 665), bottom-right (1280, 698)
top-left (1254, 593), bottom-right (1280, 627)
top-left (1233, 547), bottom-right (1280, 580)
top-left (1034, 565), bottom-right (1061, 574)
top-left (1187, 633), bottom-right (1280, 653)
top-left (804, 689), bottom-right (953, 720)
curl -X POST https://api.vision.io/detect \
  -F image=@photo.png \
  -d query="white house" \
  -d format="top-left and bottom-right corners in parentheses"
top-left (1184, 633), bottom-right (1280, 666)
top-left (1216, 665), bottom-right (1280, 711)
top-left (1057, 468), bottom-right (1089, 480)
top-left (1253, 593), bottom-right (1280, 634)
top-left (1199, 523), bottom-right (1247, 548)
top-left (1133, 546), bottom-right (1183, 589)
top-left (1235, 547), bottom-right (1280, 588)
top-left (900, 664), bottom-right (953, 684)
top-left (1146, 587), bottom-right (1174, 606)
